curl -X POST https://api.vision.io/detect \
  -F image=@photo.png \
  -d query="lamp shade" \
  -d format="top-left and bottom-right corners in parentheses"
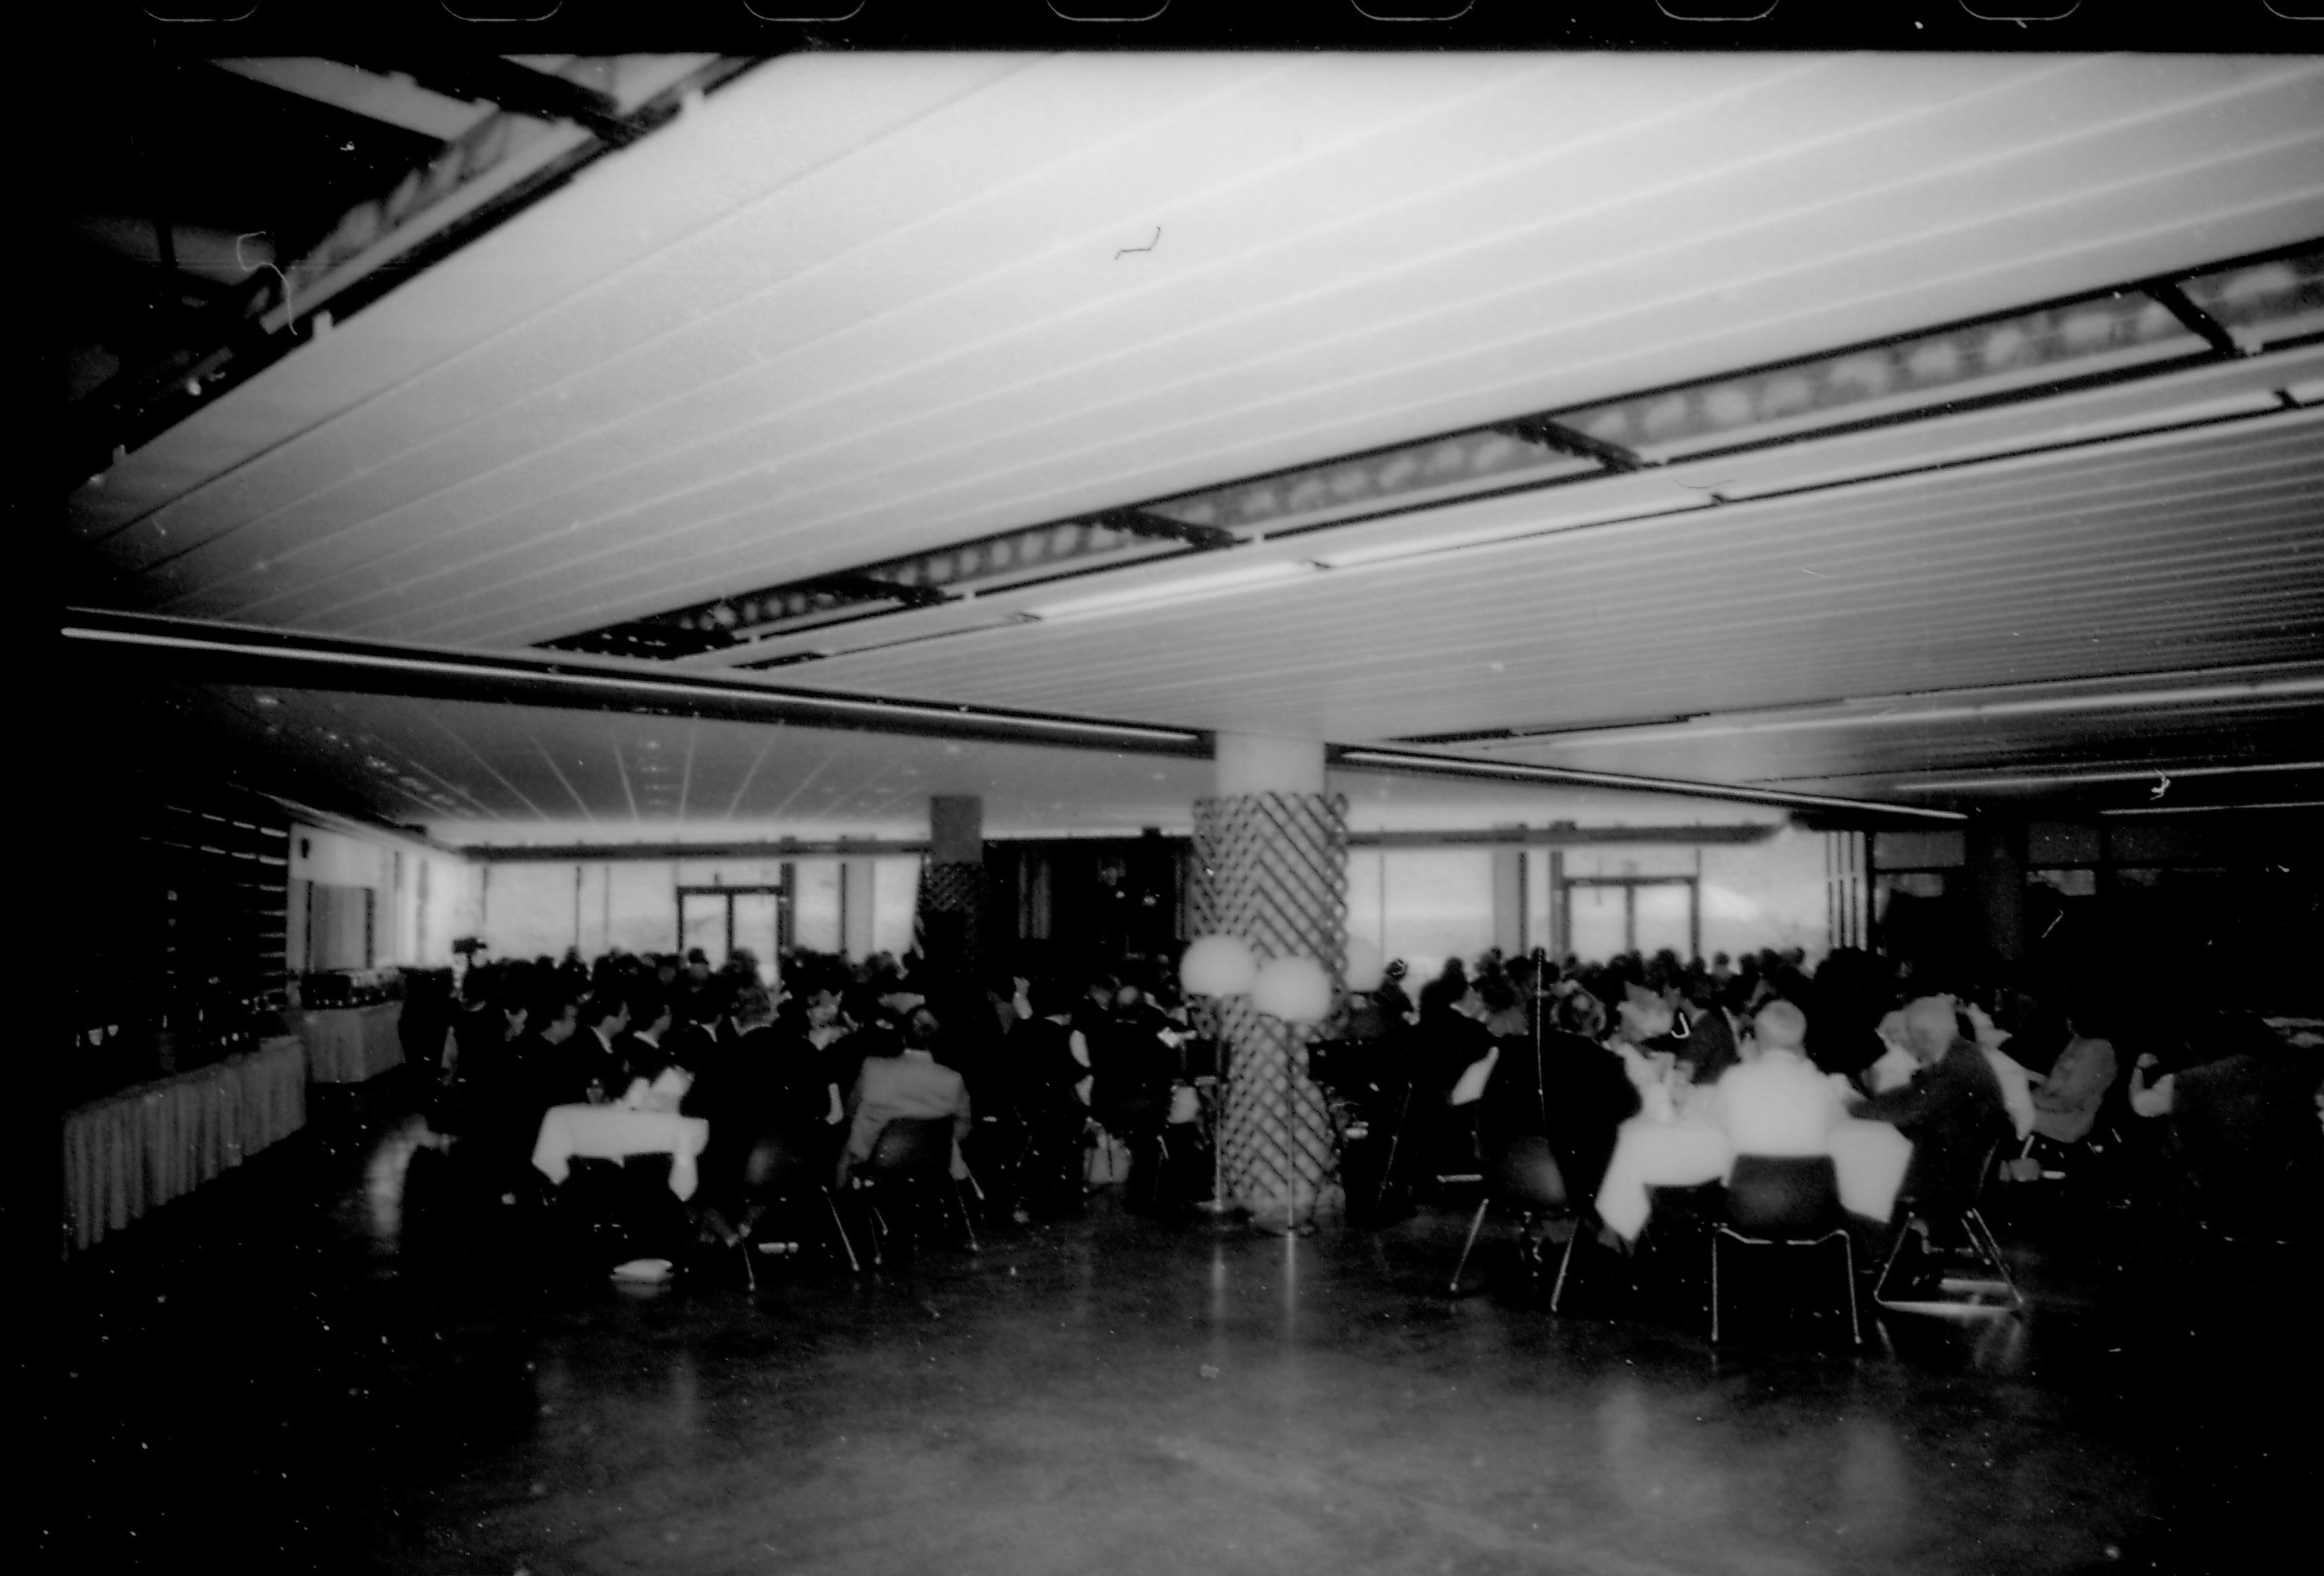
top-left (1179, 934), bottom-right (1257, 997)
top-left (1251, 954), bottom-right (1333, 1023)
top-left (1343, 937), bottom-right (1386, 994)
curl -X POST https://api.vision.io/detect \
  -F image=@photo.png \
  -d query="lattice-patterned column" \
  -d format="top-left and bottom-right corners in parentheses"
top-left (1190, 789), bottom-right (1348, 1228)
top-left (913, 795), bottom-right (986, 976)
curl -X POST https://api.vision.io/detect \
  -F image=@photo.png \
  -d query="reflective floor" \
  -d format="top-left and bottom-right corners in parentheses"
top-left (33, 1085), bottom-right (2311, 1575)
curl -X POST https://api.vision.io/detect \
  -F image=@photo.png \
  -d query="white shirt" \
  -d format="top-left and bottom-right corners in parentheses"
top-left (1710, 1048), bottom-right (1847, 1156)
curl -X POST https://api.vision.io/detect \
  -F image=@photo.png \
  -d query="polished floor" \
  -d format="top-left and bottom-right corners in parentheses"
top-left (34, 1083), bottom-right (2313, 1576)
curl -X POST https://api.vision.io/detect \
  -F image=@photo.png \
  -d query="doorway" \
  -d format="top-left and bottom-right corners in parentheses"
top-left (1558, 875), bottom-right (1700, 962)
top-left (676, 885), bottom-right (786, 986)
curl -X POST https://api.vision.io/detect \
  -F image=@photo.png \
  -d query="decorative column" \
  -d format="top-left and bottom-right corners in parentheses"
top-left (914, 794), bottom-right (987, 976)
top-left (1192, 734), bottom-right (1347, 1229)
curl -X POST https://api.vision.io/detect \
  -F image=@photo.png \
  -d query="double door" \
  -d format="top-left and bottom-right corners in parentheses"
top-left (676, 885), bottom-right (785, 985)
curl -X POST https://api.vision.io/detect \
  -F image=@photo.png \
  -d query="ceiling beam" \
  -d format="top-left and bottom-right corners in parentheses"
top-left (209, 58), bottom-right (498, 142)
top-left (61, 608), bottom-right (1212, 758)
top-left (339, 55), bottom-right (643, 144)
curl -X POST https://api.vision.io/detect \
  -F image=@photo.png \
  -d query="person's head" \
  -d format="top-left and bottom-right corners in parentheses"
top-left (628, 989), bottom-right (672, 1041)
top-left (583, 991), bottom-right (629, 1038)
top-left (653, 956), bottom-right (680, 986)
top-left (1554, 989), bottom-right (1607, 1041)
top-left (1900, 995), bottom-right (1960, 1062)
top-left (904, 1007), bottom-right (941, 1049)
top-left (1618, 986), bottom-right (1674, 1044)
top-left (1752, 999), bottom-right (1808, 1057)
top-left (729, 983), bottom-right (775, 1030)
top-left (802, 984), bottom-right (844, 1030)
top-left (499, 999), bottom-right (530, 1038)
top-left (685, 948), bottom-right (711, 981)
top-left (1085, 973), bottom-right (1119, 1008)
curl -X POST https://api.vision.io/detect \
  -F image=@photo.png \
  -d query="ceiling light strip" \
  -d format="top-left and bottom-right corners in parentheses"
top-left (61, 618), bottom-right (1207, 751)
top-left (1332, 747), bottom-right (1966, 822)
top-left (2099, 800), bottom-right (2324, 817)
top-left (1903, 760), bottom-right (2324, 792)
top-left (1446, 672), bottom-right (2324, 751)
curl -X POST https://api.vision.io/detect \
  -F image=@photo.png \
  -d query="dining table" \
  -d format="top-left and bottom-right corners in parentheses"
top-left (1594, 1108), bottom-right (1913, 1244)
top-left (531, 1103), bottom-right (712, 1200)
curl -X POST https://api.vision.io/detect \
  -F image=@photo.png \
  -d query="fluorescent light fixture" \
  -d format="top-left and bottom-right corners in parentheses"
top-left (1514, 674), bottom-right (2324, 751)
top-left (1314, 497), bottom-right (1710, 570)
top-left (1024, 560), bottom-right (1319, 623)
top-left (1906, 760), bottom-right (2324, 792)
top-left (1334, 747), bottom-right (1966, 820)
top-left (2101, 800), bottom-right (2324, 816)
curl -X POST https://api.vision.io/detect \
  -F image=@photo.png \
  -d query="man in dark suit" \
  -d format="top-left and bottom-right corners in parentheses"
top-left (1850, 994), bottom-right (2012, 1225)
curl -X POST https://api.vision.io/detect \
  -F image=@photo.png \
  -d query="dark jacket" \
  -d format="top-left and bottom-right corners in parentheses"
top-left (1851, 1036), bottom-right (2012, 1220)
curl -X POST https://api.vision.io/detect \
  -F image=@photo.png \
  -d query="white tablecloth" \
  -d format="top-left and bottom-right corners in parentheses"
top-left (531, 1105), bottom-right (711, 1200)
top-left (293, 1003), bottom-right (406, 1084)
top-left (60, 1034), bottom-right (308, 1255)
top-left (1594, 1115), bottom-right (1912, 1242)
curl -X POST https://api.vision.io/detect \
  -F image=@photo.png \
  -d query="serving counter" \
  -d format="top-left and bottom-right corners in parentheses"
top-left (61, 1034), bottom-right (307, 1255)
top-left (292, 1001), bottom-right (407, 1083)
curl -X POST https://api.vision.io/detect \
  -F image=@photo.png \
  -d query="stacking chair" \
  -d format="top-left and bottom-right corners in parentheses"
top-left (848, 1116), bottom-right (979, 1267)
top-left (1448, 1135), bottom-right (1570, 1295)
top-left (1874, 1137), bottom-right (2023, 1317)
top-left (735, 1132), bottom-right (858, 1285)
top-left (1710, 1155), bottom-right (1860, 1346)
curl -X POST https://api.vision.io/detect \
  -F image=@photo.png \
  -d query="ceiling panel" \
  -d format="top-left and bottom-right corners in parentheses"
top-left (74, 56), bottom-right (2324, 645)
top-left (62, 51), bottom-right (2324, 826)
top-left (786, 412), bottom-right (2324, 745)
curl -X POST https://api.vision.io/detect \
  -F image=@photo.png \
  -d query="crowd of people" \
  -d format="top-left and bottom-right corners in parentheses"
top-left (419, 943), bottom-right (1216, 1270)
top-left (1325, 942), bottom-right (2323, 1273)
top-left (412, 936), bottom-right (2322, 1282)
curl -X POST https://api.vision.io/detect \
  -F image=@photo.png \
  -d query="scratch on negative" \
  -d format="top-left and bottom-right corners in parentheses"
top-left (1115, 226), bottom-right (1162, 260)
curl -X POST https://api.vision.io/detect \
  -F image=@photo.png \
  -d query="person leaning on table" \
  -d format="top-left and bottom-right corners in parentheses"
top-left (1848, 995), bottom-right (2011, 1225)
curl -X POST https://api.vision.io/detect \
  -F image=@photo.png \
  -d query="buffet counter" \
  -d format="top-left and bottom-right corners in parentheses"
top-left (61, 1033), bottom-right (307, 1256)
top-left (293, 1001), bottom-right (407, 1084)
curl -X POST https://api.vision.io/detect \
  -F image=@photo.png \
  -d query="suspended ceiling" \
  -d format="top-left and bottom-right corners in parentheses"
top-left (62, 51), bottom-right (2324, 837)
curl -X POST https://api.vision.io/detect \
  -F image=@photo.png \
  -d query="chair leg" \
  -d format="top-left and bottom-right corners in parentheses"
top-left (1374, 1086), bottom-right (1414, 1217)
top-left (1962, 1208), bottom-right (2022, 1309)
top-left (1872, 1219), bottom-right (1915, 1305)
top-left (1710, 1232), bottom-right (1723, 1344)
top-left (1838, 1233), bottom-right (1862, 1346)
top-left (821, 1188), bottom-right (861, 1274)
top-left (1449, 1196), bottom-right (1493, 1294)
top-left (952, 1180), bottom-right (981, 1254)
top-left (1549, 1221), bottom-right (1585, 1313)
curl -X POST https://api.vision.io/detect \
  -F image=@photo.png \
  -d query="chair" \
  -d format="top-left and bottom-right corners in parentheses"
top-left (1710, 1155), bottom-right (1860, 1346)
top-left (1448, 1136), bottom-right (1570, 1294)
top-left (1874, 1136), bottom-right (2023, 1317)
top-left (734, 1132), bottom-right (859, 1285)
top-left (849, 1116), bottom-right (979, 1267)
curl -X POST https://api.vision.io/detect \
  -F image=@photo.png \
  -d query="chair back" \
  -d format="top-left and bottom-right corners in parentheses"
top-left (1724, 1154), bottom-right (1843, 1240)
top-left (860, 1115), bottom-right (955, 1179)
top-left (1488, 1135), bottom-right (1568, 1213)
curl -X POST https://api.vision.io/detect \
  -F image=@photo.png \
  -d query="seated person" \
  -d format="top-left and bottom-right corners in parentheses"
top-left (1964, 1002), bottom-right (2038, 1144)
top-left (557, 990), bottom-right (630, 1106)
top-left (2029, 1010), bottom-right (2117, 1145)
top-left (2155, 1013), bottom-right (2323, 1242)
top-left (685, 983), bottom-right (842, 1249)
top-left (614, 988), bottom-right (677, 1091)
top-left (1708, 1000), bottom-right (1848, 1156)
top-left (837, 1007), bottom-right (974, 1189)
top-left (1532, 989), bottom-right (1641, 1206)
top-left (1009, 977), bottom-right (1094, 1217)
top-left (1849, 995), bottom-right (2012, 1225)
